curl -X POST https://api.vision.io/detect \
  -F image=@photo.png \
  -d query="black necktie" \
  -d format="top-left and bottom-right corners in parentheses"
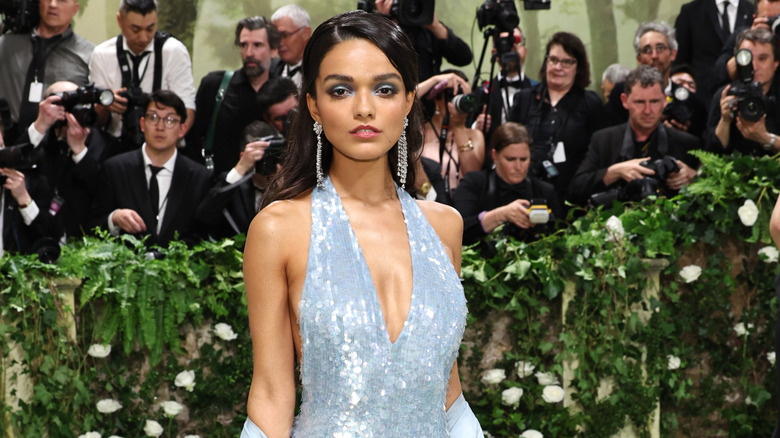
top-left (149, 165), bottom-right (163, 229)
top-left (720, 1), bottom-right (731, 37)
top-left (130, 51), bottom-right (151, 86)
top-left (501, 77), bottom-right (524, 89)
top-left (287, 64), bottom-right (300, 77)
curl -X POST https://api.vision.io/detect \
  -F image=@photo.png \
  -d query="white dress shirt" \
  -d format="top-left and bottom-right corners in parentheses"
top-left (89, 35), bottom-right (196, 137)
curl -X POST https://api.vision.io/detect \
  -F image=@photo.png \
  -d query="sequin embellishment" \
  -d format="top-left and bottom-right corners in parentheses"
top-left (293, 177), bottom-right (468, 437)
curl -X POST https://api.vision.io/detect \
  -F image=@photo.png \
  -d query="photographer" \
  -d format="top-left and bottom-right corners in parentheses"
top-left (470, 26), bottom-right (538, 155)
top-left (16, 81), bottom-right (110, 239)
top-left (89, 0), bottom-right (196, 152)
top-left (507, 31), bottom-right (605, 207)
top-left (0, 123), bottom-right (61, 256)
top-left (452, 122), bottom-right (561, 245)
top-left (418, 70), bottom-right (485, 202)
top-left (570, 66), bottom-right (699, 206)
top-left (373, 0), bottom-right (472, 81)
top-left (707, 27), bottom-right (780, 155)
top-left (256, 77), bottom-right (298, 136)
top-left (196, 121), bottom-right (278, 239)
top-left (0, 0), bottom-right (93, 142)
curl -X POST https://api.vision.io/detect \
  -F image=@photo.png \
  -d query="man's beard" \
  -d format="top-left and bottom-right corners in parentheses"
top-left (243, 58), bottom-right (267, 78)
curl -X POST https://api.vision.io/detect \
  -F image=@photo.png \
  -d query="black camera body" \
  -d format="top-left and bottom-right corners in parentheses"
top-left (443, 86), bottom-right (480, 115)
top-left (477, 0), bottom-right (519, 31)
top-left (728, 48), bottom-right (773, 122)
top-left (254, 135), bottom-right (287, 177)
top-left (768, 14), bottom-right (780, 36)
top-left (357, 0), bottom-right (435, 26)
top-left (590, 156), bottom-right (680, 207)
top-left (119, 86), bottom-right (148, 149)
top-left (0, 0), bottom-right (39, 34)
top-left (53, 84), bottom-right (114, 128)
top-left (663, 82), bottom-right (694, 124)
top-left (0, 144), bottom-right (36, 184)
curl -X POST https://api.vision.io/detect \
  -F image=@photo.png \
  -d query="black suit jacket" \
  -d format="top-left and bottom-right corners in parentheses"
top-left (197, 172), bottom-right (258, 239)
top-left (89, 149), bottom-right (212, 246)
top-left (674, 0), bottom-right (754, 101)
top-left (569, 123), bottom-right (700, 205)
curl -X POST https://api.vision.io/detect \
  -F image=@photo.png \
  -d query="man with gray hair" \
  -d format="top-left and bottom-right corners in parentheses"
top-left (270, 5), bottom-right (311, 88)
top-left (601, 63), bottom-right (630, 102)
top-left (571, 65), bottom-right (699, 206)
top-left (707, 27), bottom-right (780, 155)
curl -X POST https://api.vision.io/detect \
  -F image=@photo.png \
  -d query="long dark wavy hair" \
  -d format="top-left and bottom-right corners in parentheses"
top-left (262, 11), bottom-right (424, 206)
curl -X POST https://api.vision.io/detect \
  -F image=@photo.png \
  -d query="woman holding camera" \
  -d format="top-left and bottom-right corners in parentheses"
top-left (507, 31), bottom-right (604, 207)
top-left (418, 70), bottom-right (485, 202)
top-left (452, 122), bottom-right (561, 245)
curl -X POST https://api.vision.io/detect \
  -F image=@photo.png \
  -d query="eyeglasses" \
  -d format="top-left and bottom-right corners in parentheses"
top-left (546, 55), bottom-right (577, 68)
top-left (640, 44), bottom-right (670, 55)
top-left (144, 112), bottom-right (181, 128)
top-left (279, 26), bottom-right (305, 40)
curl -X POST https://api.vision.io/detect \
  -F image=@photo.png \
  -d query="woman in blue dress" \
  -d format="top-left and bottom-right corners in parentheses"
top-left (241, 10), bottom-right (483, 438)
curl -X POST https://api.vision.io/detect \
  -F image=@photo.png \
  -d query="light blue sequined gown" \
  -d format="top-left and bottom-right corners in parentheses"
top-left (292, 177), bottom-right (468, 437)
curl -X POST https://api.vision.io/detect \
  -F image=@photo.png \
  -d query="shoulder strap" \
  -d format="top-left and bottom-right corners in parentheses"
top-left (152, 31), bottom-right (171, 91)
top-left (203, 70), bottom-right (234, 169)
top-left (116, 35), bottom-right (132, 88)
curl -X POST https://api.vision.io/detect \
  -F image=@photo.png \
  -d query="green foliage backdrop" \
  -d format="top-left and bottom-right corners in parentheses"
top-left (2, 152), bottom-right (780, 437)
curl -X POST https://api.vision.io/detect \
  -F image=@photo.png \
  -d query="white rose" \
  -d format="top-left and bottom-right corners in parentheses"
top-left (78, 432), bottom-right (101, 438)
top-left (667, 355), bottom-right (681, 370)
top-left (758, 246), bottom-right (779, 263)
top-left (96, 398), bottom-right (122, 414)
top-left (143, 419), bottom-right (164, 437)
top-left (734, 322), bottom-right (749, 337)
top-left (679, 265), bottom-right (702, 283)
top-left (501, 387), bottom-right (523, 407)
top-left (738, 199), bottom-right (759, 226)
top-left (515, 360), bottom-right (535, 378)
top-left (213, 323), bottom-right (238, 341)
top-left (605, 215), bottom-right (624, 241)
top-left (541, 385), bottom-right (565, 403)
top-left (160, 400), bottom-right (185, 417)
top-left (768, 351), bottom-right (776, 366)
top-left (520, 429), bottom-right (544, 438)
top-left (174, 370), bottom-right (196, 392)
top-left (534, 371), bottom-right (558, 386)
top-left (481, 368), bottom-right (506, 385)
top-left (87, 344), bottom-right (111, 358)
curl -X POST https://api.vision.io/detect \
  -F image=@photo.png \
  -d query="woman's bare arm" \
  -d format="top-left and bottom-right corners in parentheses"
top-left (243, 203), bottom-right (299, 437)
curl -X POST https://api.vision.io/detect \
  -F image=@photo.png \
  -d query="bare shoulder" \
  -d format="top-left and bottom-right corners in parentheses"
top-left (246, 194), bottom-right (312, 260)
top-left (416, 200), bottom-right (463, 252)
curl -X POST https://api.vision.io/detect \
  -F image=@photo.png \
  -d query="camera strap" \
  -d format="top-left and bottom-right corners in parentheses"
top-left (203, 70), bottom-right (234, 170)
top-left (18, 29), bottom-right (73, 128)
top-left (619, 123), bottom-right (669, 161)
top-left (117, 32), bottom-right (170, 91)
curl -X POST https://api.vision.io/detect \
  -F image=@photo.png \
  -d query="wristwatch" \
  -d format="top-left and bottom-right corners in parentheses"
top-left (763, 133), bottom-right (777, 151)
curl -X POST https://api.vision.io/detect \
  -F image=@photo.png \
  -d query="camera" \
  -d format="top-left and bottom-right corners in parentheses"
top-left (52, 83), bottom-right (114, 128)
top-left (768, 14), bottom-right (780, 36)
top-left (357, 0), bottom-right (435, 26)
top-left (443, 86), bottom-right (480, 115)
top-left (119, 86), bottom-right (148, 149)
top-left (527, 199), bottom-right (551, 224)
top-left (477, 0), bottom-right (519, 31)
top-left (663, 82), bottom-right (694, 125)
top-left (727, 48), bottom-right (773, 122)
top-left (254, 135), bottom-right (286, 177)
top-left (0, 143), bottom-right (37, 185)
top-left (0, 0), bottom-right (39, 34)
top-left (590, 156), bottom-right (680, 207)
top-left (524, 0), bottom-right (551, 10)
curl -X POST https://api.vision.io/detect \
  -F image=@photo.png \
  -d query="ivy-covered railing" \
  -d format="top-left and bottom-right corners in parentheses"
top-left (1, 151), bottom-right (779, 437)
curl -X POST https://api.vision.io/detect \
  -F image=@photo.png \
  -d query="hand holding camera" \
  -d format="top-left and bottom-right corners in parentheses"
top-left (235, 140), bottom-right (270, 176)
top-left (502, 198), bottom-right (532, 229)
top-left (34, 94), bottom-right (67, 134)
top-left (64, 112), bottom-right (90, 156)
top-left (0, 168), bottom-right (31, 207)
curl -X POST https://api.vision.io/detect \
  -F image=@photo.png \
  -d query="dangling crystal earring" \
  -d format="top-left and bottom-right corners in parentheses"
top-left (313, 121), bottom-right (324, 188)
top-left (397, 116), bottom-right (409, 189)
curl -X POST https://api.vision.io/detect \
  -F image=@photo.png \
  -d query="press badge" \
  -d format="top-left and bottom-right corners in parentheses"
top-left (552, 141), bottom-right (566, 163)
top-left (28, 81), bottom-right (43, 103)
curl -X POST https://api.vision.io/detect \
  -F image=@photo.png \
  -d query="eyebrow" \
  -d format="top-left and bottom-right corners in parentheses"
top-left (322, 73), bottom-right (403, 83)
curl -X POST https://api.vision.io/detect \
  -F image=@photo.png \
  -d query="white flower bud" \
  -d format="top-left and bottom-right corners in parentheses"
top-left (501, 387), bottom-right (523, 407)
top-left (87, 344), bottom-right (111, 358)
top-left (541, 385), bottom-right (565, 403)
top-left (534, 371), bottom-right (558, 386)
top-left (96, 398), bottom-right (122, 414)
top-left (679, 265), bottom-right (702, 283)
top-left (481, 368), bottom-right (506, 385)
top-left (214, 323), bottom-right (238, 341)
top-left (738, 199), bottom-right (759, 226)
top-left (758, 246), bottom-right (779, 263)
top-left (143, 419), bottom-right (164, 437)
top-left (667, 355), bottom-right (681, 370)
